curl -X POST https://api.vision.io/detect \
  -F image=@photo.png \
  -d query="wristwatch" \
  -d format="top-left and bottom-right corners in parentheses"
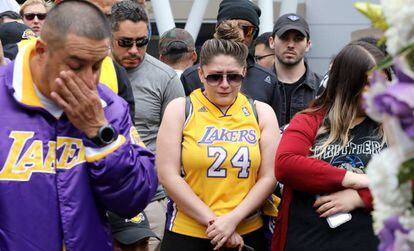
top-left (90, 124), bottom-right (118, 147)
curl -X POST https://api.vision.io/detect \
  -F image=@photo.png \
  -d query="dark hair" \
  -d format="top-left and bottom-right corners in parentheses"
top-left (307, 41), bottom-right (386, 153)
top-left (41, 0), bottom-right (110, 46)
top-left (350, 40), bottom-right (392, 81)
top-left (0, 11), bottom-right (21, 24)
top-left (111, 1), bottom-right (148, 31)
top-left (356, 36), bottom-right (388, 56)
top-left (253, 31), bottom-right (272, 50)
top-left (161, 43), bottom-right (193, 64)
top-left (312, 42), bottom-right (385, 111)
top-left (200, 38), bottom-right (248, 68)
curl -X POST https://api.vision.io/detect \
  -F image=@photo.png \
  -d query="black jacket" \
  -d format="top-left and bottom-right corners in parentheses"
top-left (180, 54), bottom-right (279, 114)
top-left (272, 61), bottom-right (323, 127)
top-left (113, 60), bottom-right (135, 122)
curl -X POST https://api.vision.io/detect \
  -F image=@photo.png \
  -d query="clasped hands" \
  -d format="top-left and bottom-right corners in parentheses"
top-left (206, 213), bottom-right (244, 251)
top-left (50, 71), bottom-right (108, 138)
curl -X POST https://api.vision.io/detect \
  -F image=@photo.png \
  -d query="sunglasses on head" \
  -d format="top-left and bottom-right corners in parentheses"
top-left (204, 73), bottom-right (244, 86)
top-left (117, 37), bottom-right (149, 48)
top-left (23, 13), bottom-right (47, 21)
top-left (239, 24), bottom-right (258, 38)
top-left (254, 53), bottom-right (274, 62)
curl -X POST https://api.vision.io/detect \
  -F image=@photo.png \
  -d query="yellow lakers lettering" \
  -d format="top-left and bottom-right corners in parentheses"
top-left (0, 131), bottom-right (86, 181)
top-left (57, 137), bottom-right (85, 169)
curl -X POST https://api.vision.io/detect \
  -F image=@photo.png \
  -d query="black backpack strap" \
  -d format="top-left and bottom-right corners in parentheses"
top-left (248, 98), bottom-right (259, 124)
top-left (184, 96), bottom-right (193, 124)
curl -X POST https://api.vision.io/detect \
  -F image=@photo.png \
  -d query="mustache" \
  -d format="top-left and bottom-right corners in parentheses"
top-left (123, 55), bottom-right (141, 60)
top-left (284, 50), bottom-right (297, 55)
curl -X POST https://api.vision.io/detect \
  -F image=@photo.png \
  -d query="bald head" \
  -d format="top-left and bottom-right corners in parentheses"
top-left (41, 0), bottom-right (110, 48)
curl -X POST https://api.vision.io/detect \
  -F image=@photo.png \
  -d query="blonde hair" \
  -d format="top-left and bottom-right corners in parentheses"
top-left (20, 0), bottom-right (51, 16)
top-left (214, 20), bottom-right (244, 43)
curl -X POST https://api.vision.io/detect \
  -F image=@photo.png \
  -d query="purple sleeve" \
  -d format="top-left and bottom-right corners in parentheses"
top-left (83, 97), bottom-right (158, 218)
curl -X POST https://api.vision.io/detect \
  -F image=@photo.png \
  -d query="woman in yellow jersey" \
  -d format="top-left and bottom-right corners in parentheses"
top-left (157, 37), bottom-right (280, 251)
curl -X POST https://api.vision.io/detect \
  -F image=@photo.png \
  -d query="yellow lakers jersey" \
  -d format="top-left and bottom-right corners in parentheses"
top-left (166, 89), bottom-right (263, 238)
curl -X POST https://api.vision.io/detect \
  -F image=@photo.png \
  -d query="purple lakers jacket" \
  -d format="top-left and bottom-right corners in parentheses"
top-left (0, 43), bottom-right (158, 251)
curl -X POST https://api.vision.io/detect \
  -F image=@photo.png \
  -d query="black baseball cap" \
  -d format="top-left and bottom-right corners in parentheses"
top-left (0, 11), bottom-right (21, 21)
top-left (273, 13), bottom-right (310, 38)
top-left (108, 211), bottom-right (159, 245)
top-left (0, 22), bottom-right (35, 46)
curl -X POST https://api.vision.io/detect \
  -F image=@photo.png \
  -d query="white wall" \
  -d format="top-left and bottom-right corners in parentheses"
top-left (305, 0), bottom-right (379, 75)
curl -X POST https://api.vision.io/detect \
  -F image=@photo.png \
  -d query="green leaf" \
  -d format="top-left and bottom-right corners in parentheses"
top-left (397, 42), bottom-right (414, 55)
top-left (375, 54), bottom-right (394, 71)
top-left (373, 41), bottom-right (414, 72)
top-left (398, 158), bottom-right (414, 186)
top-left (404, 50), bottom-right (414, 73)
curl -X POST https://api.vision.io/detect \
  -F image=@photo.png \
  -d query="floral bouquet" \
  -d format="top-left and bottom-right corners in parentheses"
top-left (355, 1), bottom-right (414, 250)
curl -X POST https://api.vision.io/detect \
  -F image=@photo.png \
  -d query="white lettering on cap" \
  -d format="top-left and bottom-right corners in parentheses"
top-left (288, 15), bottom-right (299, 21)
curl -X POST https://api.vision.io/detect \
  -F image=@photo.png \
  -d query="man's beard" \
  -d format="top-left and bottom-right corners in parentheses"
top-left (114, 53), bottom-right (142, 70)
top-left (276, 53), bottom-right (303, 67)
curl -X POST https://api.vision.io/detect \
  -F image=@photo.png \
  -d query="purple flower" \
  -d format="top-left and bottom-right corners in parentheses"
top-left (373, 86), bottom-right (414, 137)
top-left (378, 216), bottom-right (409, 251)
top-left (370, 64), bottom-right (414, 137)
top-left (395, 62), bottom-right (414, 84)
top-left (395, 57), bottom-right (414, 83)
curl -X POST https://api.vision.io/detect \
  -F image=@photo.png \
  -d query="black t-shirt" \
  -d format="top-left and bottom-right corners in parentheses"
top-left (280, 73), bottom-right (306, 121)
top-left (285, 117), bottom-right (384, 251)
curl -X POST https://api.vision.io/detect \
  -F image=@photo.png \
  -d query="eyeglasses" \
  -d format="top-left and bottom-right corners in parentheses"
top-left (239, 24), bottom-right (258, 38)
top-left (117, 37), bottom-right (149, 48)
top-left (23, 13), bottom-right (47, 21)
top-left (254, 53), bottom-right (274, 62)
top-left (204, 73), bottom-right (244, 86)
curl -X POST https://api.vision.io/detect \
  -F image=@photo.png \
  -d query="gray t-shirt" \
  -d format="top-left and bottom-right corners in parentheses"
top-left (127, 53), bottom-right (185, 200)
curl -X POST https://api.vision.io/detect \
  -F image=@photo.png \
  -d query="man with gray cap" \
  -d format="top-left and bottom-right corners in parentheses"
top-left (158, 28), bottom-right (197, 78)
top-left (180, 0), bottom-right (278, 116)
top-left (269, 13), bottom-right (322, 127)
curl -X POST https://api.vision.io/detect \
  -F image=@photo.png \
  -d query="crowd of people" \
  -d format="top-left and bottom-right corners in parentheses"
top-left (0, 0), bottom-right (393, 250)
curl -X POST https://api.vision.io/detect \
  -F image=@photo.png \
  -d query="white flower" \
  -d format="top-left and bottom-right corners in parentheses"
top-left (367, 146), bottom-right (411, 232)
top-left (364, 0), bottom-right (414, 247)
top-left (381, 0), bottom-right (414, 55)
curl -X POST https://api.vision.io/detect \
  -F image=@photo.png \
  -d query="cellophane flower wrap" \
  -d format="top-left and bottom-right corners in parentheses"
top-left (355, 1), bottom-right (414, 250)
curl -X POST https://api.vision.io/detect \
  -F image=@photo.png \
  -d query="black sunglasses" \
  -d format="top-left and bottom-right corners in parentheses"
top-left (254, 53), bottom-right (274, 62)
top-left (117, 37), bottom-right (149, 48)
top-left (23, 13), bottom-right (47, 21)
top-left (239, 24), bottom-right (258, 38)
top-left (204, 73), bottom-right (244, 86)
